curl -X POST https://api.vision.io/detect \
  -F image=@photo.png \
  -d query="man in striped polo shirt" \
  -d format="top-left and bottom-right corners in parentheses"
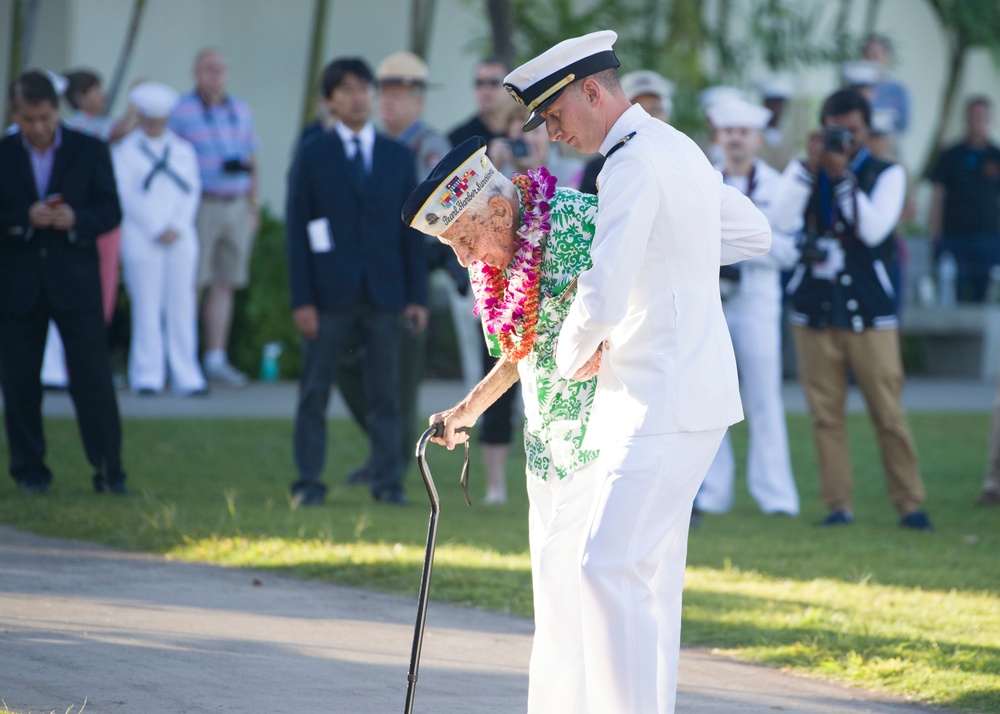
top-left (170, 48), bottom-right (259, 387)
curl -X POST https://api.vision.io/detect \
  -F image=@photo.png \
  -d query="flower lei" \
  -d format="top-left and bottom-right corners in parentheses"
top-left (471, 167), bottom-right (556, 362)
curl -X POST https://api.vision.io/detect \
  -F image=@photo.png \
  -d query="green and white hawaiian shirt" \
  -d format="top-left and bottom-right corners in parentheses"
top-left (476, 187), bottom-right (599, 482)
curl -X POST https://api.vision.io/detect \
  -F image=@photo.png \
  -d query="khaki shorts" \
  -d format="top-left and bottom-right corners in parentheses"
top-left (196, 195), bottom-right (255, 288)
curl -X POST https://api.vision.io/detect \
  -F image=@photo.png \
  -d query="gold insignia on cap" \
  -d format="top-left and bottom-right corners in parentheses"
top-left (480, 156), bottom-right (488, 168)
top-left (525, 73), bottom-right (576, 113)
top-left (505, 84), bottom-right (525, 106)
top-left (425, 213), bottom-right (439, 225)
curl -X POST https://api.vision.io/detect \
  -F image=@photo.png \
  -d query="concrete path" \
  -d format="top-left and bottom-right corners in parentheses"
top-left (22, 376), bottom-right (996, 422)
top-left (0, 526), bottom-right (949, 714)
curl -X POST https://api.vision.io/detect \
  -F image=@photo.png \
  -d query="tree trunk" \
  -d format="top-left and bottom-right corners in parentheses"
top-left (919, 36), bottom-right (966, 179)
top-left (102, 0), bottom-right (147, 115)
top-left (410, 0), bottom-right (438, 59)
top-left (299, 0), bottom-right (330, 130)
top-left (834, 0), bottom-right (855, 58)
top-left (487, 0), bottom-right (514, 65)
top-left (863, 0), bottom-right (883, 35)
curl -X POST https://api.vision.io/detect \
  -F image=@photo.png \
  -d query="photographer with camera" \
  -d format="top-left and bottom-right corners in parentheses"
top-left (770, 88), bottom-right (932, 531)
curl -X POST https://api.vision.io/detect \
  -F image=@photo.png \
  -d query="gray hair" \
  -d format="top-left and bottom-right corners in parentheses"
top-left (465, 172), bottom-right (518, 221)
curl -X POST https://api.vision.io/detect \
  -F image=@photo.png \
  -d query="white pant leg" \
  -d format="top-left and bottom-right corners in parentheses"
top-left (122, 233), bottom-right (167, 392)
top-left (163, 234), bottom-right (206, 392)
top-left (580, 428), bottom-right (726, 714)
top-left (728, 300), bottom-right (799, 515)
top-left (697, 431), bottom-right (735, 513)
top-left (40, 322), bottom-right (69, 387)
top-left (526, 462), bottom-right (598, 714)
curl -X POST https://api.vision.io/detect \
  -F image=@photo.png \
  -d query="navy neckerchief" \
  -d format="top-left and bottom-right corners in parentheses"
top-left (140, 141), bottom-right (192, 194)
top-left (819, 146), bottom-right (870, 227)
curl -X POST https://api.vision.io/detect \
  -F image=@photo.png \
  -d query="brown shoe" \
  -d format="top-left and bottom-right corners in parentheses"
top-left (976, 490), bottom-right (1000, 506)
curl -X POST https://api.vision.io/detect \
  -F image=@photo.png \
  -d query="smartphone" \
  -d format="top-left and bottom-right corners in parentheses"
top-left (44, 193), bottom-right (63, 208)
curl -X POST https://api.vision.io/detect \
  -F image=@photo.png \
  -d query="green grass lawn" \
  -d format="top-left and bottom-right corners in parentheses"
top-left (0, 412), bottom-right (997, 711)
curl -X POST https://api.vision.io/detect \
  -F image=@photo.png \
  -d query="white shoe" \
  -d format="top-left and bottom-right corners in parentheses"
top-left (482, 492), bottom-right (507, 505)
top-left (203, 359), bottom-right (249, 388)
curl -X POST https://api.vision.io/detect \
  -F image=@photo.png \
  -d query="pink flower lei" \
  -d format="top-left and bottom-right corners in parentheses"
top-left (470, 167), bottom-right (557, 362)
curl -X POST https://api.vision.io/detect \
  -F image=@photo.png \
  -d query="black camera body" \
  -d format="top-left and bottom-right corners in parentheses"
top-left (223, 157), bottom-right (252, 174)
top-left (821, 125), bottom-right (853, 154)
top-left (509, 139), bottom-right (529, 158)
top-left (799, 230), bottom-right (831, 264)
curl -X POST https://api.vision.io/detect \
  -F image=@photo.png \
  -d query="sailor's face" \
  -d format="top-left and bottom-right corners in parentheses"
top-left (538, 84), bottom-right (600, 153)
top-left (139, 115), bottom-right (168, 138)
top-left (718, 126), bottom-right (761, 163)
top-left (439, 205), bottom-right (517, 269)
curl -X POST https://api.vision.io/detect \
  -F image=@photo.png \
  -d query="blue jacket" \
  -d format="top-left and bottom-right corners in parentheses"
top-left (286, 130), bottom-right (426, 311)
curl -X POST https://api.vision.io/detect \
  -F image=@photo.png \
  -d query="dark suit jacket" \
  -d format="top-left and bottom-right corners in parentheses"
top-left (0, 126), bottom-right (121, 315)
top-left (286, 130), bottom-right (427, 311)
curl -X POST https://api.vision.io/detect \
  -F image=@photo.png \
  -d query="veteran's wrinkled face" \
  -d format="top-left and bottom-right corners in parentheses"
top-left (438, 196), bottom-right (518, 269)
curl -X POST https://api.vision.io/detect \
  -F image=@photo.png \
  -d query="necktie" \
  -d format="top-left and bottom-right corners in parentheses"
top-left (350, 136), bottom-right (366, 187)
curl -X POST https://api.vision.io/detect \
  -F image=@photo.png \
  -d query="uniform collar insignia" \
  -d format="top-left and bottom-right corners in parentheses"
top-left (605, 131), bottom-right (636, 160)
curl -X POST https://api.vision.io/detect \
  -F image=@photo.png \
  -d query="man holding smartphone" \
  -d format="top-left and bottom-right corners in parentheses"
top-left (0, 70), bottom-right (127, 495)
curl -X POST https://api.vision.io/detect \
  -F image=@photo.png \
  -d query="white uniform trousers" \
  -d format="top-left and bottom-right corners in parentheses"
top-left (698, 291), bottom-right (799, 515)
top-left (525, 460), bottom-right (598, 714)
top-left (121, 232), bottom-right (205, 393)
top-left (580, 428), bottom-right (725, 714)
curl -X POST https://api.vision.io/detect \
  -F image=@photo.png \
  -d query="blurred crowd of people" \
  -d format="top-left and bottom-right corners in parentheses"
top-left (2, 30), bottom-right (997, 511)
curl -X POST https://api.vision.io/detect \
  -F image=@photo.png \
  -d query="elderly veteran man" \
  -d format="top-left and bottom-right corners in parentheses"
top-left (505, 30), bottom-right (771, 713)
top-left (406, 136), bottom-right (601, 714)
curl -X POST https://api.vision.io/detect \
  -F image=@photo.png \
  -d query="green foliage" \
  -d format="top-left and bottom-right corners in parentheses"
top-left (0, 412), bottom-right (998, 708)
top-left (230, 208), bottom-right (303, 380)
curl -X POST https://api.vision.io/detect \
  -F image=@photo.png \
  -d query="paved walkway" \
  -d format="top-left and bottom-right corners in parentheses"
top-left (20, 376), bottom-right (996, 421)
top-left (0, 526), bottom-right (948, 714)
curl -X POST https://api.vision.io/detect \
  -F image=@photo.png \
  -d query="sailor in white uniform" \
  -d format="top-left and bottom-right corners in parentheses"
top-left (697, 98), bottom-right (800, 517)
top-left (113, 82), bottom-right (206, 395)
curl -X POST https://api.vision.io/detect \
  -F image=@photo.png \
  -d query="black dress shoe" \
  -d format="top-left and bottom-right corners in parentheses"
top-left (93, 474), bottom-right (129, 495)
top-left (374, 490), bottom-right (409, 506)
top-left (292, 490), bottom-right (325, 507)
top-left (346, 463), bottom-right (374, 485)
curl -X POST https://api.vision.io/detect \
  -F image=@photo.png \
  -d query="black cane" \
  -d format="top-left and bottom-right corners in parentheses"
top-left (404, 423), bottom-right (470, 714)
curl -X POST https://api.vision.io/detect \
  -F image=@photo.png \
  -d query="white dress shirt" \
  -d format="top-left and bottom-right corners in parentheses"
top-left (334, 120), bottom-right (376, 173)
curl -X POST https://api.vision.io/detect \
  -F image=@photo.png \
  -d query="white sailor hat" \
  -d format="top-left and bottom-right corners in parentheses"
top-left (757, 71), bottom-right (795, 100)
top-left (840, 60), bottom-right (882, 88)
top-left (504, 30), bottom-right (621, 131)
top-left (699, 85), bottom-right (746, 112)
top-left (620, 70), bottom-right (674, 103)
top-left (129, 82), bottom-right (180, 118)
top-left (707, 98), bottom-right (772, 130)
top-left (45, 71), bottom-right (68, 97)
top-left (402, 137), bottom-right (501, 237)
top-left (377, 51), bottom-right (433, 87)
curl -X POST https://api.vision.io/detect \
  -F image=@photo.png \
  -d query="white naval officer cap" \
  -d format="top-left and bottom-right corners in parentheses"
top-left (707, 98), bottom-right (773, 131)
top-left (129, 82), bottom-right (180, 118)
top-left (401, 137), bottom-right (501, 237)
top-left (757, 71), bottom-right (795, 100)
top-left (504, 30), bottom-right (621, 132)
top-left (840, 60), bottom-right (883, 88)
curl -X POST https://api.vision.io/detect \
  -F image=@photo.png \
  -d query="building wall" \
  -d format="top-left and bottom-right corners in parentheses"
top-left (1, 0), bottom-right (999, 220)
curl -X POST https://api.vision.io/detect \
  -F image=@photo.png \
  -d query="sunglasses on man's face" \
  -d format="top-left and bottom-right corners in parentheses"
top-left (475, 78), bottom-right (503, 88)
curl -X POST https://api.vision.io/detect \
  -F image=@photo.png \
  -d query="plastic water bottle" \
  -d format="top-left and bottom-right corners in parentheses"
top-left (938, 251), bottom-right (957, 308)
top-left (260, 341), bottom-right (283, 382)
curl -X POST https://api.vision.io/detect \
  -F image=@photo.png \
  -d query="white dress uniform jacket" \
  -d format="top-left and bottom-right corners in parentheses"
top-left (556, 104), bottom-right (772, 447)
top-left (113, 128), bottom-right (205, 393)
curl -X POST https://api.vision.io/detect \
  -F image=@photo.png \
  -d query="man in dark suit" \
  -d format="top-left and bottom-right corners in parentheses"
top-left (0, 70), bottom-right (126, 494)
top-left (286, 57), bottom-right (427, 506)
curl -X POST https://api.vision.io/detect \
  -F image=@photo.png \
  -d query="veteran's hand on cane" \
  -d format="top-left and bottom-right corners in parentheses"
top-left (429, 406), bottom-right (475, 450)
top-left (571, 343), bottom-right (603, 381)
top-left (293, 305), bottom-right (319, 341)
